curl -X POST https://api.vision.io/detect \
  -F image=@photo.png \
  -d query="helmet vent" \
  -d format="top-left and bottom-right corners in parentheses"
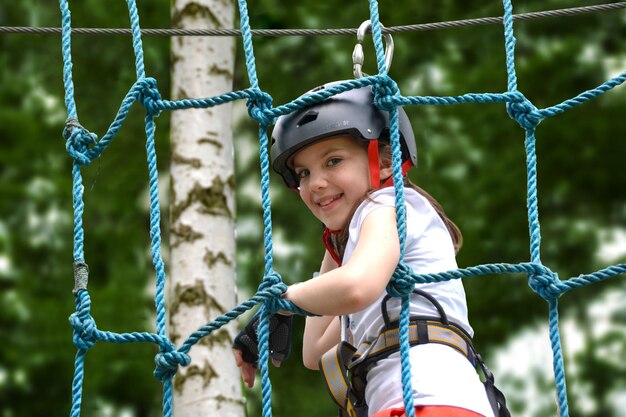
top-left (296, 111), bottom-right (319, 127)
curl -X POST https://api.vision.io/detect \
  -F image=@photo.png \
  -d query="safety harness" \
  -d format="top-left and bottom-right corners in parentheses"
top-left (319, 288), bottom-right (510, 417)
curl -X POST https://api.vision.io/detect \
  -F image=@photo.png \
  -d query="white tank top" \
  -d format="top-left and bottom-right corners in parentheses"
top-left (344, 188), bottom-right (494, 417)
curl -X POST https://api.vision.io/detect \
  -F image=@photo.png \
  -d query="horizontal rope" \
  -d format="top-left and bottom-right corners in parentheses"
top-left (3, 2), bottom-right (626, 37)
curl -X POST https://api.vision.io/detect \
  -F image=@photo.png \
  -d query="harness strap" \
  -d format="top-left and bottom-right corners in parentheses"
top-left (322, 227), bottom-right (343, 266)
top-left (319, 319), bottom-right (475, 417)
top-left (319, 341), bottom-right (365, 417)
top-left (351, 318), bottom-right (475, 370)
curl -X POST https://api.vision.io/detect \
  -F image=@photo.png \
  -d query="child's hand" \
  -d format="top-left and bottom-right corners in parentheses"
top-left (232, 312), bottom-right (293, 387)
top-left (232, 349), bottom-right (284, 388)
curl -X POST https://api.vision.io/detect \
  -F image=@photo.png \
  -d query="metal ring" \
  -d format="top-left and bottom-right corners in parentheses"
top-left (352, 20), bottom-right (394, 78)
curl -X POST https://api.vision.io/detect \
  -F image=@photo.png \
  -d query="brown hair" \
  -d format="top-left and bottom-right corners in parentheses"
top-left (327, 142), bottom-right (463, 260)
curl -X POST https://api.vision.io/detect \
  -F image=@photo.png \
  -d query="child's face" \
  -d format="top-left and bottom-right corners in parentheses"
top-left (292, 136), bottom-right (371, 230)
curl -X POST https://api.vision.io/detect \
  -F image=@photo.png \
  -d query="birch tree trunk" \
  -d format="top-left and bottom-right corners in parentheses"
top-left (169, 1), bottom-right (242, 416)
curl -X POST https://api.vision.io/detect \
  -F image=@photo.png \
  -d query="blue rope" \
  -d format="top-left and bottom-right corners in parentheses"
top-left (367, 2), bottom-right (415, 415)
top-left (57, 0), bottom-right (626, 416)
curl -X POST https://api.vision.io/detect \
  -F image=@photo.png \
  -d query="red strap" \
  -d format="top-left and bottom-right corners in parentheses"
top-left (380, 159), bottom-right (413, 188)
top-left (368, 140), bottom-right (381, 189)
top-left (322, 227), bottom-right (343, 266)
top-left (370, 406), bottom-right (484, 417)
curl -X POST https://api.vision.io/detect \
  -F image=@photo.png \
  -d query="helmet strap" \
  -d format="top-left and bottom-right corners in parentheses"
top-left (367, 140), bottom-right (381, 189)
top-left (380, 159), bottom-right (413, 188)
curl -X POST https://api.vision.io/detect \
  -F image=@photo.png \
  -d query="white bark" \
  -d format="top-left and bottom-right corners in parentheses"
top-left (169, 1), bottom-right (243, 416)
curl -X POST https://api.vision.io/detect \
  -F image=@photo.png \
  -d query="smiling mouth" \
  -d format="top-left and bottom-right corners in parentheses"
top-left (317, 194), bottom-right (342, 208)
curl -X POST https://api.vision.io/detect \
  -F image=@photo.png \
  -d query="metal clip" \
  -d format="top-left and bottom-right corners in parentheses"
top-left (352, 20), bottom-right (394, 79)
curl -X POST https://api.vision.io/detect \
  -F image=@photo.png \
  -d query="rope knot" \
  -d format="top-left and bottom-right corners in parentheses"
top-left (257, 271), bottom-right (313, 316)
top-left (257, 270), bottom-right (287, 295)
top-left (386, 262), bottom-right (415, 298)
top-left (246, 89), bottom-right (275, 126)
top-left (153, 339), bottom-right (190, 382)
top-left (506, 94), bottom-right (542, 129)
top-left (137, 77), bottom-right (162, 117)
top-left (528, 266), bottom-right (563, 300)
top-left (64, 117), bottom-right (99, 166)
top-left (69, 311), bottom-right (97, 351)
top-left (372, 75), bottom-right (400, 112)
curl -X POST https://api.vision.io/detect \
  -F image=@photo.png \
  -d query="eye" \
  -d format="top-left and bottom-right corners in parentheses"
top-left (327, 157), bottom-right (342, 167)
top-left (296, 169), bottom-right (310, 179)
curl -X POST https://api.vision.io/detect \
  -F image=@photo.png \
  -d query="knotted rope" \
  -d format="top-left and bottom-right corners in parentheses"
top-left (58, 0), bottom-right (625, 416)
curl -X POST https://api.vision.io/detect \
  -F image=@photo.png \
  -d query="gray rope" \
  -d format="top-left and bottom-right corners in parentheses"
top-left (2, 2), bottom-right (626, 37)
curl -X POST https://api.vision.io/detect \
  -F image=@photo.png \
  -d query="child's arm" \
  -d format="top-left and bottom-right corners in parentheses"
top-left (286, 206), bottom-right (400, 316)
top-left (302, 251), bottom-right (341, 370)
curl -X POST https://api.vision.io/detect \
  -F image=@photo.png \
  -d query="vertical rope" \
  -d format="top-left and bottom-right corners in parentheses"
top-left (69, 349), bottom-right (87, 417)
top-left (125, 1), bottom-right (172, 413)
top-left (143, 109), bottom-right (167, 341)
top-left (548, 300), bottom-right (569, 417)
top-left (502, 0), bottom-right (569, 413)
top-left (257, 126), bottom-right (275, 276)
top-left (368, 0), bottom-right (388, 75)
top-left (387, 105), bottom-right (414, 417)
top-left (126, 0), bottom-right (146, 80)
top-left (255, 124), bottom-right (276, 417)
top-left (257, 305), bottom-right (274, 417)
top-left (368, 0), bottom-right (415, 415)
top-left (59, 0), bottom-right (85, 263)
top-left (70, 163), bottom-right (86, 262)
top-left (236, 3), bottom-right (276, 417)
top-left (60, 2), bottom-right (89, 416)
top-left (238, 0), bottom-right (260, 89)
top-left (502, 0), bottom-right (519, 92)
top-left (59, 0), bottom-right (77, 119)
top-left (236, 0), bottom-right (274, 275)
top-left (524, 129), bottom-right (542, 265)
top-left (68, 291), bottom-right (91, 417)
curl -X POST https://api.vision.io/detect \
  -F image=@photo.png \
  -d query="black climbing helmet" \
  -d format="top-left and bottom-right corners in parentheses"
top-left (270, 80), bottom-right (417, 189)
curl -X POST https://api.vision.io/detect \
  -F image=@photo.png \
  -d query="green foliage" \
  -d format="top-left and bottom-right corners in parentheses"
top-left (0, 1), bottom-right (170, 416)
top-left (1, 1), bottom-right (625, 417)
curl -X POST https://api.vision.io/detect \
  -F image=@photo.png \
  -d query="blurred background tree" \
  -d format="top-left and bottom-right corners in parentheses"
top-left (0, 1), bottom-right (625, 417)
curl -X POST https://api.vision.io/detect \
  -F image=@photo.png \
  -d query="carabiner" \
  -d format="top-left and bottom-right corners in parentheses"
top-left (352, 19), bottom-right (394, 79)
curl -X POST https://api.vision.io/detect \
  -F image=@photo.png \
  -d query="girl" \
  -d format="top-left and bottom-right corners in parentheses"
top-left (234, 81), bottom-right (496, 417)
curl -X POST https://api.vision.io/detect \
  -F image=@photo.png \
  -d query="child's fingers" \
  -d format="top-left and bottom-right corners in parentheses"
top-left (233, 349), bottom-right (244, 366)
top-left (242, 362), bottom-right (256, 388)
top-left (233, 349), bottom-right (258, 388)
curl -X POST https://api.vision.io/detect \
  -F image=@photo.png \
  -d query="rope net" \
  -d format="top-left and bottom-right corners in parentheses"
top-left (59, 1), bottom-right (626, 417)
